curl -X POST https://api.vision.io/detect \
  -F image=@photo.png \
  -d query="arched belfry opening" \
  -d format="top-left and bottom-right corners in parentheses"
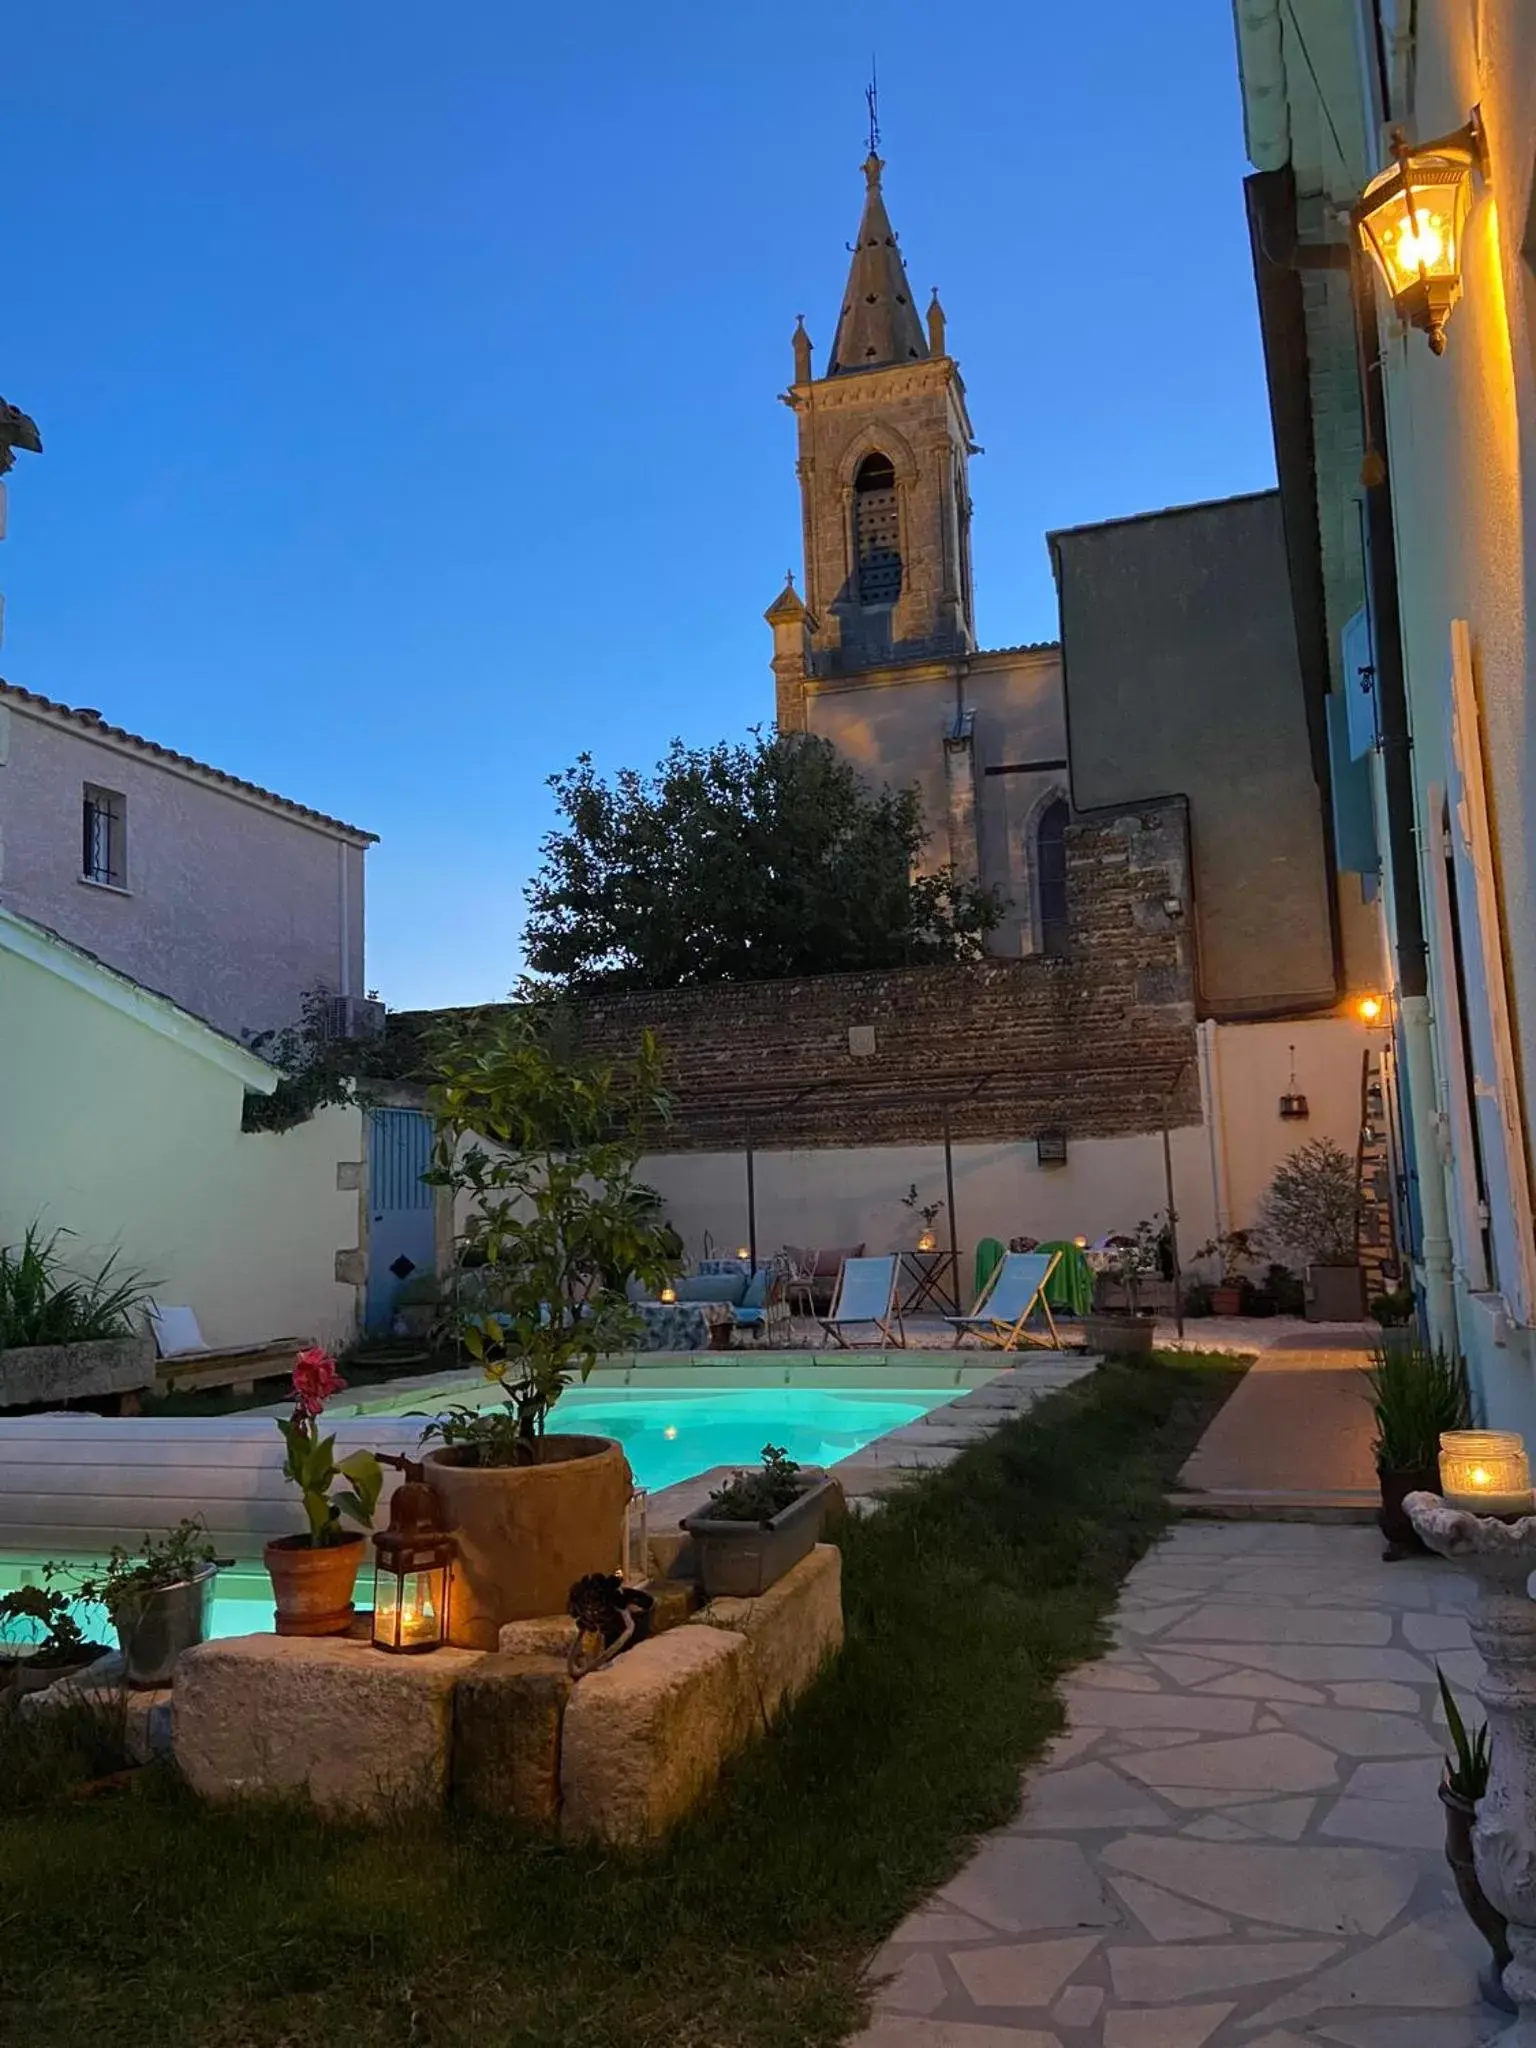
top-left (854, 452), bottom-right (902, 607)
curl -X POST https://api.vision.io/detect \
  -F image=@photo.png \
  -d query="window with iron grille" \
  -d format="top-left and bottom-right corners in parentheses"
top-left (854, 452), bottom-right (902, 607)
top-left (1037, 797), bottom-right (1069, 957)
top-left (82, 784), bottom-right (127, 888)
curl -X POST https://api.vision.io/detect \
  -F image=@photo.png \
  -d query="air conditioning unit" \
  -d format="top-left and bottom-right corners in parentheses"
top-left (324, 994), bottom-right (386, 1042)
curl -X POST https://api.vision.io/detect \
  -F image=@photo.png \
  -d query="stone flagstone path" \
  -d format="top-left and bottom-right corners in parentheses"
top-left (852, 1520), bottom-right (1498, 2048)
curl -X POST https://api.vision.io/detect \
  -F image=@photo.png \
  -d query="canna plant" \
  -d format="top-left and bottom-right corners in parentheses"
top-left (275, 1349), bottom-right (382, 1545)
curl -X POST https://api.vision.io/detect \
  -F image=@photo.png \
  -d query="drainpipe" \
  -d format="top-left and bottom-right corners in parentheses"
top-left (1353, 270), bottom-right (1458, 1352)
top-left (1197, 1020), bottom-right (1232, 1239)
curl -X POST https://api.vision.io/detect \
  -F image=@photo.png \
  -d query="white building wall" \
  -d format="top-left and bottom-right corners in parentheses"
top-left (0, 941), bottom-right (364, 1352)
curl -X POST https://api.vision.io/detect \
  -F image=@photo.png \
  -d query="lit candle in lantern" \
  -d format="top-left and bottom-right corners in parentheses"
top-left (659, 1285), bottom-right (677, 1304)
top-left (1439, 1431), bottom-right (1534, 1516)
top-left (371, 1458), bottom-right (454, 1653)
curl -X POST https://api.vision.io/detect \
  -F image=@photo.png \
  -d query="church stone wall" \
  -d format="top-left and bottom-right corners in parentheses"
top-left (570, 804), bottom-right (1198, 1152)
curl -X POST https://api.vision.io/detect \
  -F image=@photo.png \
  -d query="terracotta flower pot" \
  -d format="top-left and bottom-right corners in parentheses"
top-left (426, 1434), bottom-right (632, 1648)
top-left (263, 1533), bottom-right (366, 1637)
top-left (1440, 1778), bottom-right (1515, 2012)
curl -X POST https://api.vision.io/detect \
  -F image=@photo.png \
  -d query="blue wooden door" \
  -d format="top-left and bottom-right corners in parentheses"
top-left (366, 1108), bottom-right (436, 1334)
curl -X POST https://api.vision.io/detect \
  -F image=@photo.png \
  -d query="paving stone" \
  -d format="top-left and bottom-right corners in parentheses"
top-left (848, 2022), bottom-right (1063, 2048)
top-left (875, 1952), bottom-right (948, 2017)
top-left (1165, 1606), bottom-right (1392, 1646)
top-left (1218, 1796), bottom-right (1316, 1840)
top-left (1327, 1680), bottom-right (1424, 1712)
top-left (1112, 1607), bottom-right (1198, 1640)
top-left (1105, 1872), bottom-right (1231, 1940)
top-left (1181, 1815), bottom-right (1259, 1840)
top-left (939, 1838), bottom-right (1121, 1935)
top-left (1100, 1835), bottom-right (1417, 1936)
top-left (1016, 1763), bottom-right (1170, 1833)
top-left (1401, 1612), bottom-right (1474, 1651)
top-left (1106, 1940), bottom-right (1341, 2003)
top-left (949, 1936), bottom-right (1101, 2009)
top-left (1116, 1731), bottom-right (1340, 1794)
top-left (1070, 1661), bottom-right (1164, 1694)
top-left (1243, 1915), bottom-right (1480, 2026)
top-left (1038, 1727), bottom-right (1101, 1770)
top-left (1144, 1652), bottom-right (1238, 1685)
top-left (888, 1909), bottom-right (1000, 1946)
top-left (1050, 1986), bottom-right (1104, 2029)
top-left (1180, 1644), bottom-right (1435, 1683)
top-left (1192, 1670), bottom-right (1328, 1705)
top-left (1318, 1794), bottom-right (1445, 1850)
top-left (1108, 1730), bottom-right (1207, 1751)
top-left (1316, 2019), bottom-right (1483, 2047)
top-left (1062, 1692), bottom-right (1256, 1734)
top-left (1276, 1705), bottom-right (1445, 1757)
top-left (1429, 1647), bottom-right (1486, 1691)
top-left (1101, 2007), bottom-right (1234, 2048)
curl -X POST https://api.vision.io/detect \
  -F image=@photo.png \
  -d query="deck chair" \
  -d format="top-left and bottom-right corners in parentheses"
top-left (947, 1251), bottom-right (1063, 1351)
top-left (819, 1255), bottom-right (905, 1349)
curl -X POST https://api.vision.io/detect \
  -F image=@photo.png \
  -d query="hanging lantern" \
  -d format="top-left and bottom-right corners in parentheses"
top-left (1278, 1042), bottom-right (1310, 1121)
top-left (1353, 117), bottom-right (1484, 355)
top-left (371, 1457), bottom-right (454, 1653)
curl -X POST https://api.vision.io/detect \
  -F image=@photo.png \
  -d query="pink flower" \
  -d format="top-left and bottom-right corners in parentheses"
top-left (291, 1345), bottom-right (346, 1418)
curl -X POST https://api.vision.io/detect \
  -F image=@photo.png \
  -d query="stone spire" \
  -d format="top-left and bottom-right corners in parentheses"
top-left (827, 154), bottom-right (929, 376)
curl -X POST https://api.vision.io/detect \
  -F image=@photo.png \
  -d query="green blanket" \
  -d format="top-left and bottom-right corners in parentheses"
top-left (1037, 1241), bottom-right (1094, 1317)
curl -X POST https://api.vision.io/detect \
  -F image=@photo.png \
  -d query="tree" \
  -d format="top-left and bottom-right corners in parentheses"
top-left (425, 1005), bottom-right (681, 1455)
top-left (1257, 1138), bottom-right (1362, 1266)
top-left (523, 731), bottom-right (1005, 991)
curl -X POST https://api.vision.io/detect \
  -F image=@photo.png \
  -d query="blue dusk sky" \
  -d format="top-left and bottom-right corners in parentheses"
top-left (0, 4), bottom-right (1273, 1009)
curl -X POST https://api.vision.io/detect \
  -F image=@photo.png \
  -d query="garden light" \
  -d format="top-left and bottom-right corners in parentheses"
top-left (371, 1458), bottom-right (454, 1653)
top-left (1356, 994), bottom-right (1383, 1024)
top-left (1439, 1431), bottom-right (1533, 1517)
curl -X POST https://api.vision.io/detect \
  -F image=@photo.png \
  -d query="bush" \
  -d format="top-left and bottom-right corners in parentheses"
top-left (1364, 1340), bottom-right (1470, 1473)
top-left (0, 1226), bottom-right (148, 1347)
top-left (1258, 1139), bottom-right (1362, 1266)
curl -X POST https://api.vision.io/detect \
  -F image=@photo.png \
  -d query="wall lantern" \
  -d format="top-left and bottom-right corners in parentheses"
top-left (1036, 1131), bottom-right (1068, 1168)
top-left (1353, 115), bottom-right (1485, 355)
top-left (1279, 1042), bottom-right (1310, 1121)
top-left (371, 1457), bottom-right (454, 1653)
top-left (1439, 1430), bottom-right (1533, 1517)
top-left (1356, 993), bottom-right (1384, 1025)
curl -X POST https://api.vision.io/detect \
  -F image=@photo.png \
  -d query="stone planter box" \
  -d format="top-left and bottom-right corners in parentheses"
top-left (0, 1334), bottom-right (153, 1411)
top-left (681, 1474), bottom-right (837, 1598)
top-left (1307, 1261), bottom-right (1367, 1321)
top-left (1084, 1311), bottom-right (1156, 1359)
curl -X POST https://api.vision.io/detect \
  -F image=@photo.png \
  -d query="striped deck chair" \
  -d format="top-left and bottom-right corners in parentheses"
top-left (819, 1255), bottom-right (905, 1349)
top-left (947, 1250), bottom-right (1063, 1351)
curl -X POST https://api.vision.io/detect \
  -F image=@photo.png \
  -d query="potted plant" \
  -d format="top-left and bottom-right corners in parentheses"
top-left (0, 1575), bottom-right (110, 1695)
top-left (1436, 1665), bottom-right (1514, 2012)
top-left (901, 1184), bottom-right (945, 1255)
top-left (1258, 1139), bottom-right (1366, 1321)
top-left (78, 1519), bottom-right (220, 1688)
top-left (421, 1007), bottom-right (680, 1646)
top-left (680, 1444), bottom-right (837, 1598)
top-left (1193, 1228), bottom-right (1255, 1317)
top-left (1363, 1340), bottom-right (1470, 1558)
top-left (1085, 1220), bottom-right (1161, 1359)
top-left (0, 1225), bottom-right (154, 1412)
top-left (265, 1347), bottom-right (383, 1636)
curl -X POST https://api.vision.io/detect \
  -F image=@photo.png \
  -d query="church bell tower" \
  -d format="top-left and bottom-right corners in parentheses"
top-left (768, 151), bottom-right (977, 730)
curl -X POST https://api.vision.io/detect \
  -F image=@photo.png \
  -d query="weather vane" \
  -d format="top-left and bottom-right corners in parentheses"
top-left (866, 54), bottom-right (880, 156)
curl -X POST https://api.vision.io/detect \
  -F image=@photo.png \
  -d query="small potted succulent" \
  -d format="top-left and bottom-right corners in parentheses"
top-left (79, 1519), bottom-right (220, 1687)
top-left (1193, 1228), bottom-right (1255, 1317)
top-left (681, 1443), bottom-right (837, 1598)
top-left (266, 1347), bottom-right (383, 1636)
top-left (1437, 1665), bottom-right (1514, 2011)
top-left (1363, 1340), bottom-right (1470, 1559)
top-left (0, 1576), bottom-right (110, 1695)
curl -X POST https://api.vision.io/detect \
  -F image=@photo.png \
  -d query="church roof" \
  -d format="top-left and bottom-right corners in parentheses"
top-left (827, 154), bottom-right (929, 376)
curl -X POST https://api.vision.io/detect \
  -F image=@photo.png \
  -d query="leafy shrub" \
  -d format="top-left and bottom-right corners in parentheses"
top-left (1258, 1139), bottom-right (1362, 1265)
top-left (77, 1521), bottom-right (218, 1618)
top-left (0, 1226), bottom-right (148, 1347)
top-left (704, 1444), bottom-right (806, 1524)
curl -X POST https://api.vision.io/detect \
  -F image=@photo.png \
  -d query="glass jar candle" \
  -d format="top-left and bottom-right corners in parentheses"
top-left (1438, 1430), bottom-right (1534, 1515)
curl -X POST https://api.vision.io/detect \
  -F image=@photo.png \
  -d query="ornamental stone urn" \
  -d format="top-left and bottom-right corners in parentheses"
top-left (1407, 1492), bottom-right (1536, 2041)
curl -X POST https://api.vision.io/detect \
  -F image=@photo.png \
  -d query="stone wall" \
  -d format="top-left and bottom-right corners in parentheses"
top-left (571, 803), bottom-right (1200, 1150)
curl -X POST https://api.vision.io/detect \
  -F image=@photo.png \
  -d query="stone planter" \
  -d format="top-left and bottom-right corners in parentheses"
top-left (113, 1563), bottom-right (219, 1687)
top-left (1376, 1462), bottom-right (1438, 1560)
top-left (426, 1435), bottom-right (632, 1649)
top-left (1441, 1777), bottom-right (1516, 2011)
top-left (1084, 1311), bottom-right (1156, 1359)
top-left (1208, 1285), bottom-right (1243, 1317)
top-left (682, 1475), bottom-right (838, 1599)
top-left (0, 1334), bottom-right (153, 1412)
top-left (1307, 1261), bottom-right (1367, 1321)
top-left (264, 1534), bottom-right (367, 1638)
top-left (2, 1645), bottom-right (112, 1697)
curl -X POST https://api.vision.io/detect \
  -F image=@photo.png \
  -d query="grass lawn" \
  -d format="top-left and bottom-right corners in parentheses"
top-left (0, 1351), bottom-right (1245, 2048)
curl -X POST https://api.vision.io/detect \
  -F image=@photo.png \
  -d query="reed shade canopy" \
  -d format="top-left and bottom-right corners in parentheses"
top-left (1352, 116), bottom-right (1484, 355)
top-left (1438, 1430), bottom-right (1534, 1516)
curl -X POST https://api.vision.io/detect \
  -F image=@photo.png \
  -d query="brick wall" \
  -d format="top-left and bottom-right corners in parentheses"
top-left (569, 803), bottom-right (1200, 1151)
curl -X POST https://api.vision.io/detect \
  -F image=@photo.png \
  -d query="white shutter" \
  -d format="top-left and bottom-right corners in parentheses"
top-left (1424, 785), bottom-right (1489, 1291)
top-left (1445, 619), bottom-right (1536, 1322)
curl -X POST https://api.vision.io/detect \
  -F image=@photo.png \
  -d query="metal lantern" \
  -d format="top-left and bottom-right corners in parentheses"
top-left (1353, 117), bottom-right (1483, 355)
top-left (371, 1458), bottom-right (454, 1653)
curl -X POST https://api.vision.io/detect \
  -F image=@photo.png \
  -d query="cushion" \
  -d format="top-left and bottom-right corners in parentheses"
top-left (740, 1269), bottom-right (769, 1309)
top-left (147, 1304), bottom-right (208, 1358)
top-left (677, 1274), bottom-right (749, 1306)
top-left (813, 1245), bottom-right (865, 1279)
